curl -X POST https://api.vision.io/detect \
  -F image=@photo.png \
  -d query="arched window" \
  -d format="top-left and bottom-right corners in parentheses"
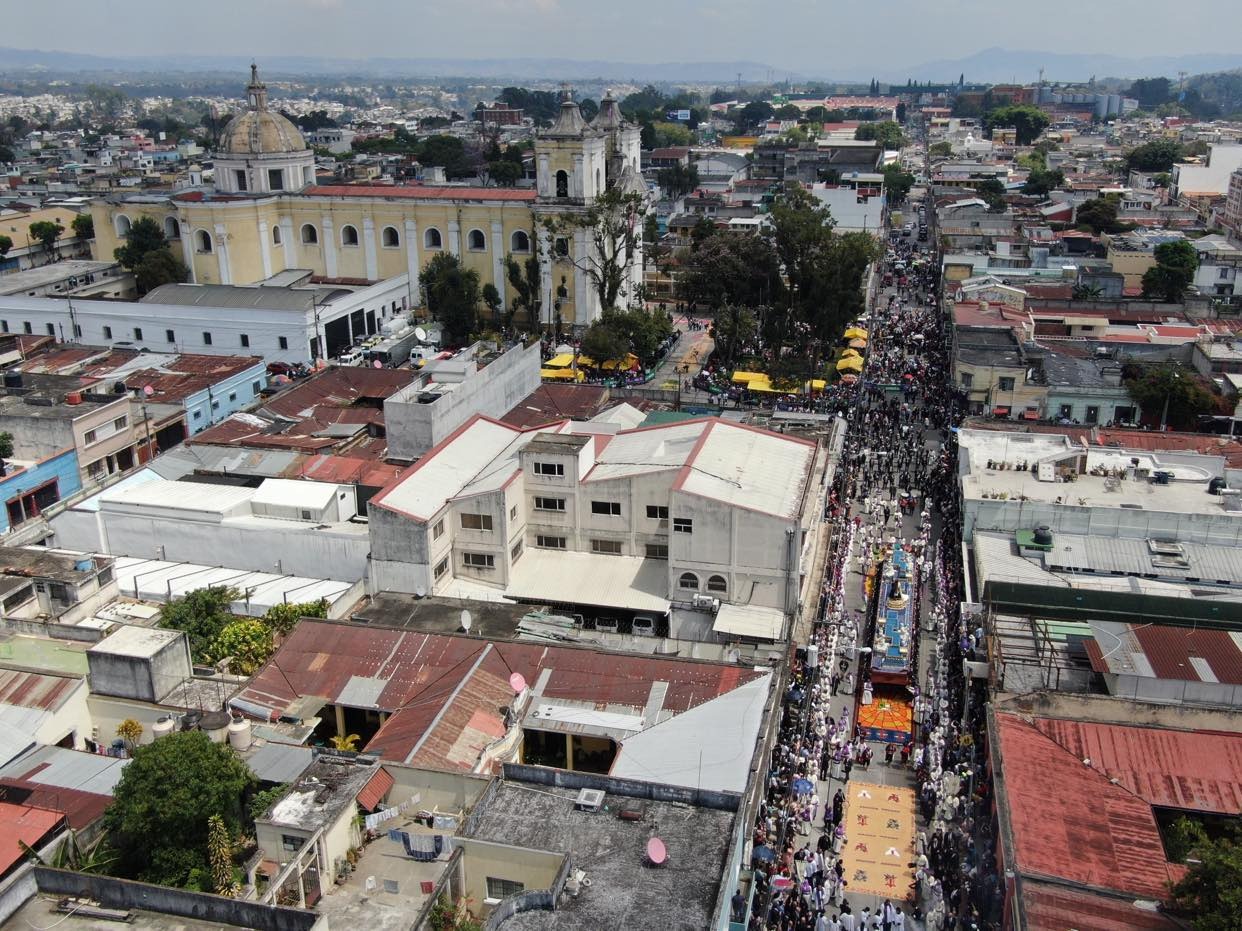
top-left (555, 170), bottom-right (569, 198)
top-left (301, 224), bottom-right (318, 245)
top-left (595, 168), bottom-right (601, 193)
top-left (115, 215), bottom-right (131, 237)
top-left (341, 224), bottom-right (359, 247)
top-left (707, 574), bottom-right (728, 594)
top-left (555, 237), bottom-right (569, 257)
top-left (424, 227), bottom-right (442, 250)
top-left (510, 230), bottom-right (531, 253)
top-left (382, 226), bottom-right (400, 248)
top-left (272, 225), bottom-right (282, 245)
top-left (678, 572), bottom-right (700, 591)
top-left (467, 229), bottom-right (486, 251)
top-left (194, 229), bottom-right (213, 253)
top-left (163, 216), bottom-right (180, 240)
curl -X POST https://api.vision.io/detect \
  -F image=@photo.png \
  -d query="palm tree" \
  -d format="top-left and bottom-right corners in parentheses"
top-left (1073, 283), bottom-right (1104, 301)
top-left (329, 733), bottom-right (361, 751)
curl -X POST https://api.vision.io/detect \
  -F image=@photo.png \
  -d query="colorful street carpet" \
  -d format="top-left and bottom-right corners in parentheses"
top-left (840, 781), bottom-right (916, 899)
top-left (856, 691), bottom-right (913, 744)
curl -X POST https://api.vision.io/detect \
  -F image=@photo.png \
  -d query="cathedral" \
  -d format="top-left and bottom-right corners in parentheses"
top-left (90, 66), bottom-right (647, 331)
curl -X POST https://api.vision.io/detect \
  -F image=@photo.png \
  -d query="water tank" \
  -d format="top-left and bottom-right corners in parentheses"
top-left (227, 715), bottom-right (252, 751)
top-left (201, 711), bottom-right (231, 743)
top-left (65, 391), bottom-right (83, 405)
top-left (3, 370), bottom-right (22, 390)
top-left (1209, 477), bottom-right (1228, 496)
top-left (74, 558), bottom-right (93, 572)
top-left (1032, 525), bottom-right (1053, 546)
top-left (180, 710), bottom-right (202, 732)
top-left (152, 715), bottom-right (177, 739)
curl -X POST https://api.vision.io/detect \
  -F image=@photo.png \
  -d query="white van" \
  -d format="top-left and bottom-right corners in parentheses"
top-left (338, 348), bottom-right (364, 367)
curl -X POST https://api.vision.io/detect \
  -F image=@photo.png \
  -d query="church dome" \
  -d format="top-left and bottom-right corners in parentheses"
top-left (218, 65), bottom-right (307, 156)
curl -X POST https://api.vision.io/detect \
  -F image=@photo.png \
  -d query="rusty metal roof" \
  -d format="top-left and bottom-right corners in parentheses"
top-left (260, 367), bottom-right (416, 420)
top-left (0, 668), bottom-right (81, 711)
top-left (1130, 625), bottom-right (1242, 685)
top-left (1021, 881), bottom-right (1178, 931)
top-left (501, 384), bottom-right (610, 429)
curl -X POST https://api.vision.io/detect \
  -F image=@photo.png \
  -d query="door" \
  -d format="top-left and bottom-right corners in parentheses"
top-left (1085, 406), bottom-right (1099, 424)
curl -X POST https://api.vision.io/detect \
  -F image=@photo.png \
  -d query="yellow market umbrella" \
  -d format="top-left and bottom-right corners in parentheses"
top-left (844, 326), bottom-right (869, 340)
top-left (805, 379), bottom-right (827, 392)
top-left (841, 348), bottom-right (863, 359)
top-left (836, 356), bottom-right (864, 373)
top-left (544, 353), bottom-right (575, 369)
top-left (541, 368), bottom-right (585, 382)
top-left (732, 370), bottom-right (765, 384)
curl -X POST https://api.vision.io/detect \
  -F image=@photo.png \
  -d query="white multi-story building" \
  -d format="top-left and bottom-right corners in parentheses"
top-left (368, 414), bottom-right (818, 627)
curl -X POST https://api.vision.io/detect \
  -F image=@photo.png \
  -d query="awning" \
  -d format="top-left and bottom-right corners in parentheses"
top-left (1022, 409), bottom-right (1039, 421)
top-left (712, 603), bottom-right (787, 641)
top-left (992, 406), bottom-right (1011, 416)
top-left (506, 550), bottom-right (670, 613)
top-left (357, 766), bottom-right (394, 812)
top-left (541, 368), bottom-right (585, 382)
top-left (545, 353), bottom-right (575, 368)
top-left (836, 357), bottom-right (864, 373)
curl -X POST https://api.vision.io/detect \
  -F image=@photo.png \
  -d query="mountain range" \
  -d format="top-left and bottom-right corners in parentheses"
top-left (1, 45), bottom-right (1241, 85)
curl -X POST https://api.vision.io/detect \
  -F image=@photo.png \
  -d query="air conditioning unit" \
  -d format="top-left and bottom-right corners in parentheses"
top-left (692, 594), bottom-right (720, 613)
top-left (575, 788), bottom-right (605, 812)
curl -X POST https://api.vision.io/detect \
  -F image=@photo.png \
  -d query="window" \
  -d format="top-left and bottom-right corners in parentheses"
top-left (460, 513), bottom-right (493, 532)
top-left (281, 834), bottom-right (304, 854)
top-left (102, 326), bottom-right (111, 339)
top-left (673, 517), bottom-right (693, 534)
top-left (645, 543), bottom-right (669, 559)
top-left (1058, 404), bottom-right (1072, 420)
top-left (555, 170), bottom-right (569, 198)
top-left (463, 552), bottom-right (495, 569)
top-left (278, 336), bottom-right (289, 350)
top-left (434, 557), bottom-right (449, 579)
top-left (45, 323), bottom-right (54, 336)
top-left (555, 237), bottom-right (569, 257)
top-left (591, 539), bottom-right (622, 555)
top-left (467, 228), bottom-right (486, 251)
top-left (211, 400), bottom-right (220, 410)
top-left (195, 229), bottom-right (213, 253)
top-left (113, 416), bottom-right (127, 430)
top-left (998, 376), bottom-right (1015, 392)
top-left (960, 372), bottom-right (973, 388)
top-left (707, 574), bottom-right (728, 594)
top-left (341, 224), bottom-right (359, 246)
top-left (133, 327), bottom-right (143, 341)
top-left (240, 334), bottom-right (250, 348)
top-left (511, 230), bottom-right (531, 253)
top-left (382, 226), bottom-right (400, 248)
top-left (268, 168), bottom-right (285, 190)
top-left (424, 227), bottom-right (442, 249)
top-left (591, 501), bottom-right (621, 516)
top-left (678, 572), bottom-right (700, 591)
top-left (510, 539), bottom-right (524, 561)
top-left (272, 225), bottom-right (282, 245)
top-left (533, 461), bottom-right (564, 476)
top-left (228, 392), bottom-right (237, 402)
top-left (84, 429), bottom-right (98, 445)
top-left (1223, 267), bottom-right (1232, 280)
top-left (487, 878), bottom-right (525, 900)
top-left (22, 322), bottom-right (31, 335)
top-left (301, 224), bottom-right (318, 245)
top-left (534, 497), bottom-right (565, 511)
top-left (252, 381), bottom-right (261, 394)
top-left (645, 505), bottom-right (669, 520)
top-left (0, 321), bottom-right (7, 333)
top-left (234, 169), bottom-right (248, 191)
top-left (115, 215), bottom-right (131, 236)
top-left (510, 504), bottom-right (518, 520)
top-left (1085, 405), bottom-right (1100, 425)
top-left (192, 410), bottom-right (201, 420)
top-left (536, 535), bottom-right (566, 549)
top-left (165, 328), bottom-right (175, 343)
top-left (164, 216), bottom-right (180, 239)
top-left (202, 331), bottom-right (213, 346)
top-left (433, 519), bottom-right (445, 540)
top-left (73, 324), bottom-right (81, 338)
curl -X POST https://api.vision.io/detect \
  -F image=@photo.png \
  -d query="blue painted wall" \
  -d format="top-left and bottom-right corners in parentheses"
top-left (183, 362), bottom-right (268, 435)
top-left (0, 447), bottom-right (82, 533)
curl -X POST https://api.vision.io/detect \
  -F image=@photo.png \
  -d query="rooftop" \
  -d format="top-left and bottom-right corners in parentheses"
top-left (0, 634), bottom-right (90, 677)
top-left (87, 625), bottom-right (182, 659)
top-left (0, 260), bottom-right (120, 296)
top-left (0, 548), bottom-right (110, 584)
top-left (501, 384), bottom-right (610, 429)
top-left (260, 755), bottom-right (379, 833)
top-left (141, 282), bottom-right (346, 312)
top-left (304, 183), bottom-right (537, 203)
top-left (465, 780), bottom-right (734, 931)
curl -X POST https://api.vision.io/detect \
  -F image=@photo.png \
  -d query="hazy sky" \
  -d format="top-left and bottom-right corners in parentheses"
top-left (6, 0), bottom-right (1242, 73)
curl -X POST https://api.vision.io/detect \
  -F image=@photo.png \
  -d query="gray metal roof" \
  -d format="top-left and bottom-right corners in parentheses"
top-left (145, 444), bottom-right (302, 481)
top-left (244, 741), bottom-right (314, 784)
top-left (140, 283), bottom-right (346, 312)
top-left (0, 744), bottom-right (130, 795)
top-left (1045, 533), bottom-right (1242, 587)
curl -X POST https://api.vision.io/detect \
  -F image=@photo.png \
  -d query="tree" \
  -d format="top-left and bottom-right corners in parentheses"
top-left (262, 599), bottom-right (327, 636)
top-left (0, 432), bottom-right (12, 459)
top-left (652, 122), bottom-right (693, 148)
top-left (656, 162), bottom-right (699, 198)
top-left (854, 121), bottom-right (905, 150)
top-left (1125, 77), bottom-right (1173, 109)
top-left (974, 179), bottom-right (1008, 210)
top-left (1123, 363), bottom-right (1217, 430)
top-left (1075, 196), bottom-right (1124, 234)
top-left (159, 586), bottom-right (239, 663)
top-left (423, 252), bottom-right (480, 345)
top-left (1022, 167), bottom-right (1066, 197)
top-left (675, 230), bottom-right (784, 313)
top-left (105, 731), bottom-right (256, 887)
top-left (486, 159), bottom-right (522, 186)
top-left (209, 619), bottom-right (274, 675)
top-left (542, 187), bottom-right (646, 313)
top-left (737, 101), bottom-right (775, 131)
top-left (775, 104), bottom-right (803, 120)
top-left (1141, 239), bottom-right (1199, 302)
top-left (0, 235), bottom-right (11, 267)
top-left (580, 319), bottom-right (631, 367)
top-left (481, 282), bottom-right (502, 325)
top-left (134, 248), bottom-right (189, 295)
top-left (505, 252), bottom-right (542, 328)
top-left (113, 216), bottom-right (168, 270)
top-left (881, 163), bottom-right (916, 203)
top-left (1168, 817), bottom-right (1242, 929)
top-left (207, 814), bottom-right (239, 896)
top-left (116, 718), bottom-right (143, 751)
top-left (248, 783), bottom-right (289, 823)
top-left (711, 305), bottom-right (758, 365)
top-left (983, 105), bottom-right (1050, 145)
top-left (71, 213), bottom-right (94, 240)
top-left (329, 733), bottom-right (362, 751)
top-left (1125, 139), bottom-right (1183, 173)
top-left (600, 305), bottom-right (673, 368)
top-left (28, 220), bottom-right (63, 259)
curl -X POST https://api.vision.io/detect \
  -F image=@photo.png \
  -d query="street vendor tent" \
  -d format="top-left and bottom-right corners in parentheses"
top-left (836, 356), bottom-right (865, 373)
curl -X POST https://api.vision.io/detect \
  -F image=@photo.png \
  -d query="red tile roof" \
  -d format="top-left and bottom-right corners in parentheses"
top-left (0, 800), bottom-right (64, 875)
top-left (1021, 881), bottom-right (1179, 931)
top-left (994, 712), bottom-right (1175, 899)
top-left (305, 184), bottom-right (537, 203)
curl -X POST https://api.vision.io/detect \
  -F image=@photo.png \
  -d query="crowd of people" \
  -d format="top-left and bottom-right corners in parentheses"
top-left (742, 202), bottom-right (1002, 931)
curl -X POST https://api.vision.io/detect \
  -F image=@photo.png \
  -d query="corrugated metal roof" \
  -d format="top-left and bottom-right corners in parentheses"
top-left (1045, 533), bottom-right (1242, 587)
top-left (505, 549), bottom-right (669, 614)
top-left (0, 800), bottom-right (65, 874)
top-left (1131, 624), bottom-right (1242, 685)
top-left (676, 420), bottom-right (816, 519)
top-left (712, 604), bottom-right (786, 641)
top-left (243, 742), bottom-right (313, 784)
top-left (0, 668), bottom-right (82, 712)
top-left (0, 746), bottom-right (129, 796)
top-left (356, 766), bottom-right (394, 811)
top-left (1021, 881), bottom-right (1178, 931)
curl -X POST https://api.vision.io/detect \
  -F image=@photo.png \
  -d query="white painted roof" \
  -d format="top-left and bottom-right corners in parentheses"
top-left (586, 421), bottom-right (705, 482)
top-left (251, 478), bottom-right (341, 510)
top-left (590, 402), bottom-right (648, 429)
top-left (506, 550), bottom-right (670, 613)
top-left (712, 603), bottom-right (787, 641)
top-left (98, 478), bottom-right (256, 518)
top-left (610, 671), bottom-right (772, 792)
top-left (679, 421), bottom-right (814, 519)
top-left (88, 624), bottom-right (182, 658)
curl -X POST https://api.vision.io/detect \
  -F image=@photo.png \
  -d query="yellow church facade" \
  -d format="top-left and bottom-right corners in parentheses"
top-left (91, 69), bottom-right (646, 332)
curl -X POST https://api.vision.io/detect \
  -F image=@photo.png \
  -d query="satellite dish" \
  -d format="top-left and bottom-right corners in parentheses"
top-left (142, 385), bottom-right (154, 397)
top-left (509, 672), bottom-right (527, 693)
top-left (414, 326), bottom-right (427, 342)
top-left (414, 586), bottom-right (427, 598)
top-left (372, 359), bottom-right (383, 369)
top-left (460, 609), bottom-right (473, 633)
top-left (646, 837), bottom-right (667, 865)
